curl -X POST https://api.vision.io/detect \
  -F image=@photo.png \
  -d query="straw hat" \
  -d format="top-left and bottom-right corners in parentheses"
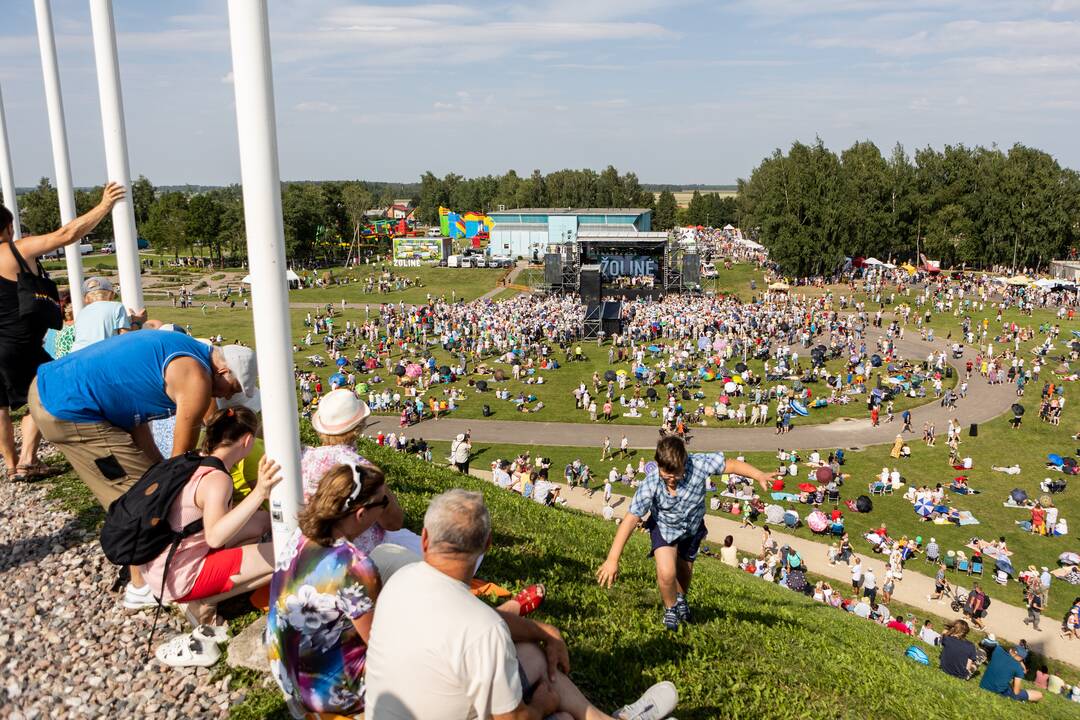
top-left (311, 389), bottom-right (370, 435)
top-left (947, 550), bottom-right (955, 558)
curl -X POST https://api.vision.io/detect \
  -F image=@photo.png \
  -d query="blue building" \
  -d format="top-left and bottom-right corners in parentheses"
top-left (487, 208), bottom-right (653, 260)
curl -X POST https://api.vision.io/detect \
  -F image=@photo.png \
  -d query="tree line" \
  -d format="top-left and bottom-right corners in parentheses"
top-left (737, 139), bottom-right (1080, 276)
top-left (13, 177), bottom-right (418, 265)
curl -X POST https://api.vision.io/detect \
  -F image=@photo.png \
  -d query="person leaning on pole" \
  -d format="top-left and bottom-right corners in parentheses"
top-left (0, 183), bottom-right (124, 483)
top-left (597, 435), bottom-right (782, 631)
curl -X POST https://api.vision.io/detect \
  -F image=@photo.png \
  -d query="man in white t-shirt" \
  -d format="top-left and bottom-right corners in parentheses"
top-left (365, 490), bottom-right (678, 720)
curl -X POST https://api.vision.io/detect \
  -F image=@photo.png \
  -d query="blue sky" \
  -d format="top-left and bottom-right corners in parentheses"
top-left (2, 0), bottom-right (1079, 186)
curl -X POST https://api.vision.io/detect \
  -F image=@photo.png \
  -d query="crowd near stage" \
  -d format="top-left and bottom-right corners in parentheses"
top-left (542, 230), bottom-right (699, 335)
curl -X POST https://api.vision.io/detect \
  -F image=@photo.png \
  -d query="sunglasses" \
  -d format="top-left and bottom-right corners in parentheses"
top-left (341, 463), bottom-right (388, 513)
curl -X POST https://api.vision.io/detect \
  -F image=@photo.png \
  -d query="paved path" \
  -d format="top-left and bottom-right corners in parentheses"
top-left (466, 468), bottom-right (1079, 671)
top-left (369, 331), bottom-right (1017, 452)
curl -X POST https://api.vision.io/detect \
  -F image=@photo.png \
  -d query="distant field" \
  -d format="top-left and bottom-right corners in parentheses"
top-left (653, 189), bottom-right (738, 208)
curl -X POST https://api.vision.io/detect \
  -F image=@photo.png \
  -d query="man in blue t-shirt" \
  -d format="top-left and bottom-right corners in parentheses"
top-left (28, 330), bottom-right (257, 507)
top-left (979, 645), bottom-right (1043, 703)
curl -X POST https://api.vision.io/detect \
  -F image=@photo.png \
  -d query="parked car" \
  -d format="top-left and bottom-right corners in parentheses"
top-left (473, 256), bottom-right (487, 268)
top-left (426, 228), bottom-right (441, 237)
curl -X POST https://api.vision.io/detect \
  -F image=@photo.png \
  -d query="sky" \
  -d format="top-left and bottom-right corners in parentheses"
top-left (2, 0), bottom-right (1080, 187)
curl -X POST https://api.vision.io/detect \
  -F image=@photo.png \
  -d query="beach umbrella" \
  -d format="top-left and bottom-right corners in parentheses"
top-left (616, 369), bottom-right (627, 376)
top-left (815, 467), bottom-right (834, 483)
top-left (735, 362), bottom-right (747, 373)
top-left (329, 372), bottom-right (346, 386)
top-left (807, 511), bottom-right (828, 533)
top-left (914, 498), bottom-right (934, 517)
top-left (336, 357), bottom-right (348, 367)
top-left (356, 382), bottom-right (368, 394)
top-left (440, 365), bottom-right (451, 375)
top-left (703, 371), bottom-right (716, 381)
top-left (733, 375), bottom-right (743, 385)
top-left (1012, 403), bottom-right (1025, 416)
top-left (392, 365), bottom-right (406, 377)
top-left (646, 387), bottom-right (658, 399)
top-left (798, 482), bottom-right (817, 493)
top-left (724, 381), bottom-right (737, 393)
top-left (476, 379), bottom-right (488, 391)
top-left (405, 363), bottom-right (423, 378)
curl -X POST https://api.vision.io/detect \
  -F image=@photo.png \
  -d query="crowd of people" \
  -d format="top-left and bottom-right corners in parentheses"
top-left (6, 194), bottom-right (1080, 717)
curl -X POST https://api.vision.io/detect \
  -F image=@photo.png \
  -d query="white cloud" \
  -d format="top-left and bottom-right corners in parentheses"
top-left (294, 100), bottom-right (338, 113)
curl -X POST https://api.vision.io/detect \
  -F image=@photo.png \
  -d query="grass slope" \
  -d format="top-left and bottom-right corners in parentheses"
top-left (227, 443), bottom-right (1075, 719)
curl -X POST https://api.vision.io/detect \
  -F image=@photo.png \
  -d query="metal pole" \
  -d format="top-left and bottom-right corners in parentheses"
top-left (36, 0), bottom-right (85, 315)
top-left (226, 0), bottom-right (303, 550)
top-left (0, 84), bottom-right (20, 240)
top-left (88, 0), bottom-right (142, 310)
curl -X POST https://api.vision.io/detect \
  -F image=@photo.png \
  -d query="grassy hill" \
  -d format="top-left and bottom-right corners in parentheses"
top-left (232, 442), bottom-right (1078, 719)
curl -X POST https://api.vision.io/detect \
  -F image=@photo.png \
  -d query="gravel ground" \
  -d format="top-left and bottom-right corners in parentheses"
top-left (0, 441), bottom-right (254, 719)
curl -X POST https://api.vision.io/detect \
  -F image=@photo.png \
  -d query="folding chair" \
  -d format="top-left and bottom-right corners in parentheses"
top-left (944, 555), bottom-right (956, 571)
top-left (827, 489), bottom-right (841, 507)
top-left (970, 560), bottom-right (983, 576)
top-left (957, 558), bottom-right (970, 573)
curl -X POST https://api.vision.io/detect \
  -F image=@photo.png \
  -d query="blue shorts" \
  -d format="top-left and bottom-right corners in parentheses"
top-left (1002, 688), bottom-right (1029, 702)
top-left (645, 516), bottom-right (708, 562)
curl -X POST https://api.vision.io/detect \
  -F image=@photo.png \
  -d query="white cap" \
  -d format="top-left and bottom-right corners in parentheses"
top-left (221, 345), bottom-right (258, 398)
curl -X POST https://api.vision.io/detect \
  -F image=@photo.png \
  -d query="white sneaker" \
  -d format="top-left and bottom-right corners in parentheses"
top-left (154, 633), bottom-right (221, 668)
top-left (614, 681), bottom-right (678, 720)
top-left (122, 582), bottom-right (159, 610)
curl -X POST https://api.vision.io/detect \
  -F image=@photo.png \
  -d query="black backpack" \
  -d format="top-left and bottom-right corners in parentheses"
top-left (100, 452), bottom-right (228, 655)
top-left (100, 452), bottom-right (226, 567)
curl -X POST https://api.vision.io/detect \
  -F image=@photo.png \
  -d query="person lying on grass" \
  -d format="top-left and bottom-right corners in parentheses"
top-left (596, 435), bottom-right (781, 631)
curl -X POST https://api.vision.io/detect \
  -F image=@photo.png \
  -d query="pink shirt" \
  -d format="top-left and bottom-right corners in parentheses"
top-left (300, 444), bottom-right (385, 554)
top-left (139, 465), bottom-right (229, 603)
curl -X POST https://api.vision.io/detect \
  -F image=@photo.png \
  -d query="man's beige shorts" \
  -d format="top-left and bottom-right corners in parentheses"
top-left (28, 379), bottom-right (154, 508)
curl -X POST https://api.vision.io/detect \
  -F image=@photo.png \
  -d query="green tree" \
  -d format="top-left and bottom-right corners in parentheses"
top-left (654, 190), bottom-right (678, 231)
top-left (131, 175), bottom-right (156, 226)
top-left (19, 177), bottom-right (60, 236)
top-left (142, 191), bottom-right (189, 258)
top-left (185, 194), bottom-right (224, 262)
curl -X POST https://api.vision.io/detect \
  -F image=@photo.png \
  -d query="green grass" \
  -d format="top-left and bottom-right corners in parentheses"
top-left (226, 442), bottom-right (1078, 719)
top-left (286, 264), bottom-right (504, 304)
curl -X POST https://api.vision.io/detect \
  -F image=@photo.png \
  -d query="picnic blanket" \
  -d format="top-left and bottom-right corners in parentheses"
top-left (967, 541), bottom-right (1013, 558)
top-left (771, 492), bottom-right (801, 502)
top-left (1002, 500), bottom-right (1034, 510)
top-left (957, 513), bottom-right (980, 526)
top-left (1051, 566), bottom-right (1078, 579)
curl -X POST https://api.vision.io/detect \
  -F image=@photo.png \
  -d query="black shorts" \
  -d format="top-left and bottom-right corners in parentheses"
top-left (0, 342), bottom-right (51, 409)
top-left (518, 662), bottom-right (559, 720)
top-left (645, 516), bottom-right (708, 562)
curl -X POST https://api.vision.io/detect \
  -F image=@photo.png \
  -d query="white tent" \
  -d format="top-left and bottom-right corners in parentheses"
top-left (242, 269), bottom-right (300, 285)
top-left (863, 257), bottom-right (883, 266)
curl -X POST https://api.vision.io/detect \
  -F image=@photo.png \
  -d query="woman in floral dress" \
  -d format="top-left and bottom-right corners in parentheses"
top-left (266, 462), bottom-right (389, 718)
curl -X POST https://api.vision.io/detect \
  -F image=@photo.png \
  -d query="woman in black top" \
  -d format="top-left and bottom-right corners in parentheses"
top-left (0, 184), bottom-right (123, 480)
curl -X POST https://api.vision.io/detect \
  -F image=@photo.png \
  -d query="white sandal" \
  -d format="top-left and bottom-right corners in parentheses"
top-left (192, 624), bottom-right (229, 645)
top-left (154, 633), bottom-right (222, 668)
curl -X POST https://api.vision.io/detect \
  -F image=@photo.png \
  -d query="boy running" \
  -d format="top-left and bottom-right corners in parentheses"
top-left (596, 436), bottom-right (780, 630)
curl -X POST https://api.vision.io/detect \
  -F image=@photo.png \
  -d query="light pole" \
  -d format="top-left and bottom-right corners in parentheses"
top-left (36, 0), bottom-right (86, 315)
top-left (89, 0), bottom-right (143, 310)
top-left (226, 0), bottom-right (303, 551)
top-left (0, 84), bottom-right (19, 240)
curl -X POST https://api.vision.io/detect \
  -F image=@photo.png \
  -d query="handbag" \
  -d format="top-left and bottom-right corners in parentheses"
top-left (7, 238), bottom-right (62, 332)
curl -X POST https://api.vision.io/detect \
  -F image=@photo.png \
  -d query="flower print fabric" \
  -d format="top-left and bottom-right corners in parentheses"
top-left (266, 529), bottom-right (381, 718)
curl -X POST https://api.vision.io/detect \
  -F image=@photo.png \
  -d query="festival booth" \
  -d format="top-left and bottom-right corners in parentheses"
top-left (242, 269), bottom-right (301, 289)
